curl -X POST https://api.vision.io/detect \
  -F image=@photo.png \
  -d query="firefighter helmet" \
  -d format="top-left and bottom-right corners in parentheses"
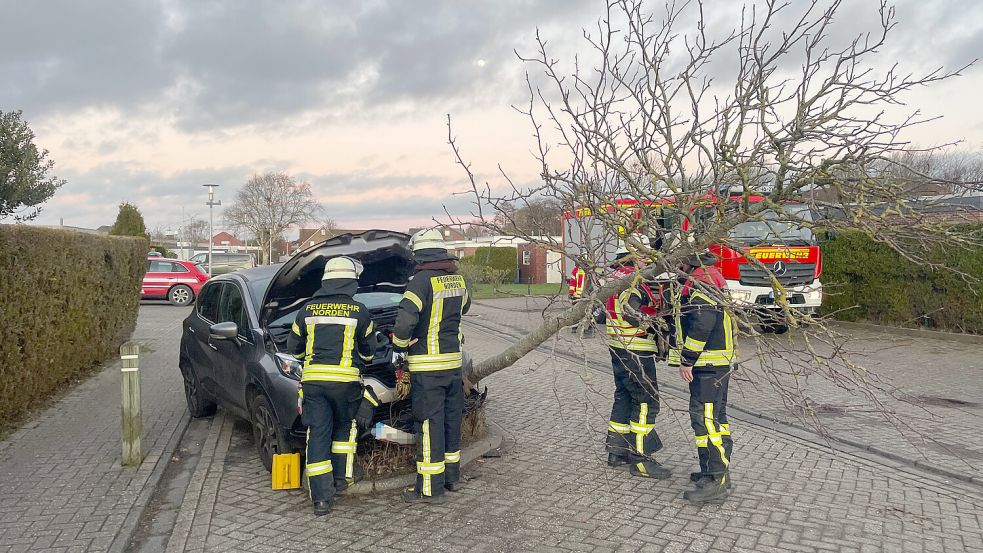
top-left (322, 256), bottom-right (363, 280)
top-left (410, 228), bottom-right (456, 262)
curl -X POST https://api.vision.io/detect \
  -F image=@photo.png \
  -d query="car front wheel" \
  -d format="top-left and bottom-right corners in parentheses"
top-left (182, 367), bottom-right (217, 418)
top-left (251, 394), bottom-right (291, 472)
top-left (168, 285), bottom-right (194, 306)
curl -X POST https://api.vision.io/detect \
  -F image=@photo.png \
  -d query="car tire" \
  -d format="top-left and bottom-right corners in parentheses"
top-left (182, 367), bottom-right (217, 418)
top-left (168, 285), bottom-right (194, 306)
top-left (251, 393), bottom-right (291, 473)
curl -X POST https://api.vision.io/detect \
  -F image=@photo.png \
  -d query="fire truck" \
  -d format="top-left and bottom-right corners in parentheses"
top-left (561, 193), bottom-right (823, 333)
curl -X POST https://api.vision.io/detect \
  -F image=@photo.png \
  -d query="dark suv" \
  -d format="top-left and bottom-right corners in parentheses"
top-left (178, 230), bottom-right (476, 470)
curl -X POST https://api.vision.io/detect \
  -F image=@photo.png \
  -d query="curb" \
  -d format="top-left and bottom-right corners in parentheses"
top-left (110, 398), bottom-right (193, 552)
top-left (830, 320), bottom-right (983, 345)
top-left (339, 423), bottom-right (504, 495)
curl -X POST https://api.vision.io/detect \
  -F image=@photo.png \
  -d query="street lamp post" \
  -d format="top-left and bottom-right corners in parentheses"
top-left (203, 184), bottom-right (221, 276)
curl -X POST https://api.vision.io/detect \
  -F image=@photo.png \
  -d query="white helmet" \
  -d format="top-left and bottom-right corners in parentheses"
top-left (322, 256), bottom-right (363, 281)
top-left (409, 228), bottom-right (456, 262)
top-left (409, 228), bottom-right (447, 252)
top-left (615, 233), bottom-right (651, 256)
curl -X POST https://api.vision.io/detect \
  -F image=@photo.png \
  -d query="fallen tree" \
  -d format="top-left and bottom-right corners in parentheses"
top-left (447, 0), bottom-right (980, 444)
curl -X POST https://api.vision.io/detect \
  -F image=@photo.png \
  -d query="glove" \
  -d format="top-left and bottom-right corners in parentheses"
top-left (355, 387), bottom-right (380, 431)
top-left (355, 399), bottom-right (375, 432)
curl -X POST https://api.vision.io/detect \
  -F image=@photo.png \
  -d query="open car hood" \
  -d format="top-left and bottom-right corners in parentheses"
top-left (260, 230), bottom-right (414, 328)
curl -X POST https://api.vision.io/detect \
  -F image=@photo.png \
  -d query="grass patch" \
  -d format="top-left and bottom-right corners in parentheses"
top-left (471, 282), bottom-right (567, 300)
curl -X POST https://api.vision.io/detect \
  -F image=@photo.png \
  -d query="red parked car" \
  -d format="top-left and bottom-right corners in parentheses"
top-left (142, 257), bottom-right (210, 306)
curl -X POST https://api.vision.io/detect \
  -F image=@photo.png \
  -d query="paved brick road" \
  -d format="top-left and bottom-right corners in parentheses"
top-left (470, 297), bottom-right (983, 483)
top-left (157, 301), bottom-right (983, 552)
top-left (4, 300), bottom-right (983, 552)
top-left (0, 303), bottom-right (189, 553)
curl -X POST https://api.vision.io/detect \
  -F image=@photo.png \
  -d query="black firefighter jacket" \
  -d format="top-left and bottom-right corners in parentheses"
top-left (391, 267), bottom-right (471, 372)
top-left (287, 280), bottom-right (376, 383)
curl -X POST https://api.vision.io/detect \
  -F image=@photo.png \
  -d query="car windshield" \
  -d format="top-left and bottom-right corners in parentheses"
top-left (728, 205), bottom-right (816, 246)
top-left (267, 291), bottom-right (403, 327)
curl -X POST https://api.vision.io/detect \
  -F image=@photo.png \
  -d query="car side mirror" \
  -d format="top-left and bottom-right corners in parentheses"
top-left (209, 321), bottom-right (239, 340)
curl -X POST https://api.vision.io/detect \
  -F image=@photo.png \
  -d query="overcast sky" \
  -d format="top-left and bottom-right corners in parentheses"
top-left (3, 0), bottom-right (982, 237)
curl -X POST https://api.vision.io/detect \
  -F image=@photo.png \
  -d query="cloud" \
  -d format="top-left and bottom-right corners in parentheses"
top-left (33, 162), bottom-right (479, 234)
top-left (11, 0), bottom-right (983, 236)
top-left (1, 0), bottom-right (598, 131)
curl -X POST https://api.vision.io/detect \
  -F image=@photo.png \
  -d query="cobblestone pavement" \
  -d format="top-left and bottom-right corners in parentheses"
top-left (469, 296), bottom-right (983, 483)
top-left (158, 300), bottom-right (983, 553)
top-left (0, 304), bottom-right (190, 553)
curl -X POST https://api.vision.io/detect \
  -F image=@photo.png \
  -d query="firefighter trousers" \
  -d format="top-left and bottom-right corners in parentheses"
top-left (688, 366), bottom-right (733, 476)
top-left (410, 369), bottom-right (464, 497)
top-left (301, 381), bottom-right (361, 503)
top-left (607, 347), bottom-right (663, 460)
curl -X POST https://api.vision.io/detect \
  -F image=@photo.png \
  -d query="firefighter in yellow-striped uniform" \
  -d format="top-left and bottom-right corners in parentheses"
top-left (597, 234), bottom-right (672, 479)
top-left (287, 257), bottom-right (379, 516)
top-left (668, 250), bottom-right (736, 503)
top-left (392, 229), bottom-right (471, 504)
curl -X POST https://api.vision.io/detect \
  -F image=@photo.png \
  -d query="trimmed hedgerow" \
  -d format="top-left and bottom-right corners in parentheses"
top-left (461, 247), bottom-right (517, 283)
top-left (820, 227), bottom-right (983, 334)
top-left (0, 225), bottom-right (147, 427)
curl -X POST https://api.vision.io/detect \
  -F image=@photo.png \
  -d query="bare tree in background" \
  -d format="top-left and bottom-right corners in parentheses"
top-left (493, 197), bottom-right (566, 236)
top-left (180, 216), bottom-right (209, 248)
top-left (443, 0), bottom-right (980, 446)
top-left (224, 172), bottom-right (321, 264)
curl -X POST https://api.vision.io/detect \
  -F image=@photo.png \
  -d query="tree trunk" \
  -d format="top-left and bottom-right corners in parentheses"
top-left (467, 271), bottom-right (640, 381)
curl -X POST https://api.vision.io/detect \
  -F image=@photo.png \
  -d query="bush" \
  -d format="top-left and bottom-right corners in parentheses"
top-left (149, 244), bottom-right (174, 257)
top-left (0, 225), bottom-right (147, 428)
top-left (461, 247), bottom-right (517, 282)
top-left (458, 262), bottom-right (511, 285)
top-left (820, 228), bottom-right (983, 333)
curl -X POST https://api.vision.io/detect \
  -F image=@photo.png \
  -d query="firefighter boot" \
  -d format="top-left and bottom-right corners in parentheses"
top-left (684, 473), bottom-right (731, 503)
top-left (607, 453), bottom-right (630, 468)
top-left (312, 498), bottom-right (334, 517)
top-left (445, 463), bottom-right (463, 492)
top-left (629, 459), bottom-right (672, 479)
top-left (335, 464), bottom-right (365, 493)
top-left (692, 472), bottom-right (735, 490)
top-left (401, 487), bottom-right (449, 505)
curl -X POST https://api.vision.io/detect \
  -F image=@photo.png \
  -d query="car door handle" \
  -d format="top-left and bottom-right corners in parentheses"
top-left (207, 340), bottom-right (219, 351)
top-left (188, 327), bottom-right (196, 334)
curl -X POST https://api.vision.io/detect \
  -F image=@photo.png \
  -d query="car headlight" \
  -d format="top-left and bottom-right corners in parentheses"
top-left (274, 353), bottom-right (303, 380)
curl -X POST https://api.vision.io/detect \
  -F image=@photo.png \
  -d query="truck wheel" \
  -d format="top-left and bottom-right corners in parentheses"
top-left (251, 394), bottom-right (291, 473)
top-left (182, 367), bottom-right (217, 418)
top-left (168, 285), bottom-right (194, 306)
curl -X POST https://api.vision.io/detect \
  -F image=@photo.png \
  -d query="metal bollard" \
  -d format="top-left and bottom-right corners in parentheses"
top-left (120, 342), bottom-right (143, 466)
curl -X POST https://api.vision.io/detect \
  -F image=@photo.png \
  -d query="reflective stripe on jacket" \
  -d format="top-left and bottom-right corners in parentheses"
top-left (392, 269), bottom-right (472, 372)
top-left (569, 267), bottom-right (586, 299)
top-left (604, 269), bottom-right (661, 352)
top-left (668, 290), bottom-right (735, 367)
top-left (286, 290), bottom-right (376, 383)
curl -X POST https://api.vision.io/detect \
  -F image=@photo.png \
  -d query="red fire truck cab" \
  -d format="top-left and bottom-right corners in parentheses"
top-left (561, 194), bottom-right (823, 330)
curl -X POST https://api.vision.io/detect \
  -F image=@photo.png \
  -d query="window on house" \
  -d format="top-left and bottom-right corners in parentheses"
top-left (522, 251), bottom-right (532, 265)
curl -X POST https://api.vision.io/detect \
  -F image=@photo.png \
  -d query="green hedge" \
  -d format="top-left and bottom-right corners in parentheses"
top-left (0, 226), bottom-right (147, 427)
top-left (461, 247), bottom-right (517, 280)
top-left (821, 229), bottom-right (983, 333)
top-left (457, 262), bottom-right (512, 285)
